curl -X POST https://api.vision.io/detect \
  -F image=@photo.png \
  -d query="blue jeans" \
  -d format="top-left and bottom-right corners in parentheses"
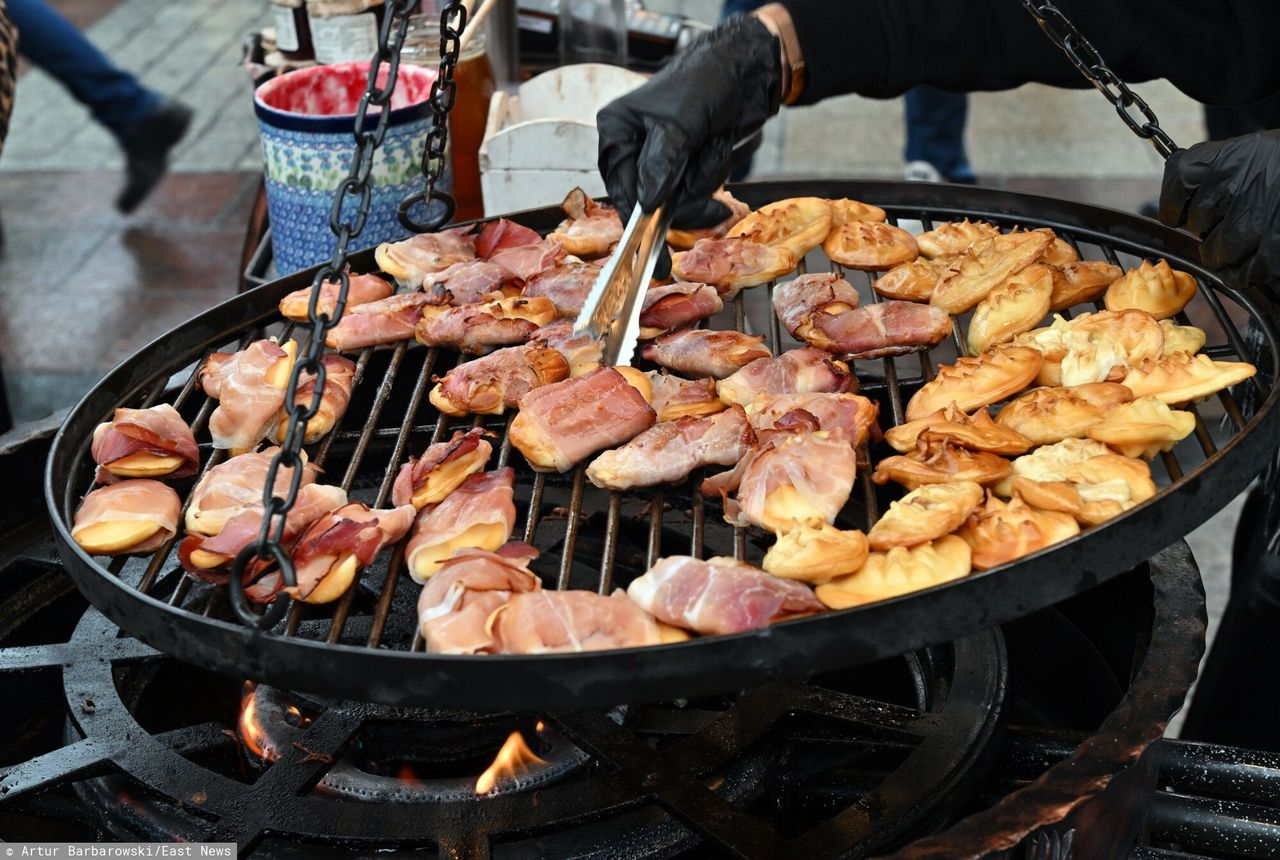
top-left (8, 0), bottom-right (159, 139)
top-left (904, 86), bottom-right (974, 183)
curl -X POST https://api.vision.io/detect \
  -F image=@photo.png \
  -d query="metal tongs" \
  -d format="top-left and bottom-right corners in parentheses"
top-left (573, 201), bottom-right (674, 366)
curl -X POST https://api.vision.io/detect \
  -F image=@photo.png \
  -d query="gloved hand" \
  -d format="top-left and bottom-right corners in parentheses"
top-left (597, 14), bottom-right (782, 274)
top-left (1158, 130), bottom-right (1280, 292)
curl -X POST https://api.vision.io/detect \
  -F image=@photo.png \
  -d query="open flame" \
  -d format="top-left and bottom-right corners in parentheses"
top-left (475, 730), bottom-right (546, 795)
top-left (238, 682), bottom-right (276, 761)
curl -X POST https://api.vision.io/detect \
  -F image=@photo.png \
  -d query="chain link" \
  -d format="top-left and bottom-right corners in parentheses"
top-left (228, 0), bottom-right (464, 628)
top-left (1017, 0), bottom-right (1178, 159)
top-left (397, 0), bottom-right (466, 231)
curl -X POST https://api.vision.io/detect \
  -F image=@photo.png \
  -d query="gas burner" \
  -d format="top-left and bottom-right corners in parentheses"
top-left (238, 682), bottom-right (597, 802)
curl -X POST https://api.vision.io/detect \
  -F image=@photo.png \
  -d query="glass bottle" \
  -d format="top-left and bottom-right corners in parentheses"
top-left (306, 0), bottom-right (388, 65)
top-left (402, 13), bottom-right (496, 222)
top-left (269, 0), bottom-right (315, 61)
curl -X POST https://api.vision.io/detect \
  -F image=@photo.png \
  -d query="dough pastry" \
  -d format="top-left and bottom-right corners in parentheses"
top-left (930, 229), bottom-right (1054, 314)
top-left (916, 219), bottom-right (1000, 259)
top-left (994, 382), bottom-right (1134, 446)
top-left (828, 197), bottom-right (887, 226)
top-left (815, 535), bottom-right (972, 609)
top-left (1104, 259), bottom-right (1197, 320)
top-left (1120, 351), bottom-right (1257, 405)
top-left (885, 403), bottom-right (1032, 455)
top-left (872, 258), bottom-right (946, 302)
top-left (1086, 396), bottom-right (1197, 459)
top-left (1048, 260), bottom-right (1122, 311)
top-left (872, 440), bottom-right (1012, 491)
top-left (762, 523), bottom-right (870, 584)
top-left (905, 344), bottom-right (1042, 420)
top-left (727, 196), bottom-right (833, 259)
top-left (867, 481), bottom-right (985, 551)
top-left (957, 493), bottom-right (1080, 570)
top-left (823, 221), bottom-right (920, 270)
top-left (966, 263), bottom-right (1053, 354)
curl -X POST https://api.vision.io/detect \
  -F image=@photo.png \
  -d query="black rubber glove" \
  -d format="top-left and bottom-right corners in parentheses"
top-left (1158, 130), bottom-right (1280, 292)
top-left (597, 14), bottom-right (782, 275)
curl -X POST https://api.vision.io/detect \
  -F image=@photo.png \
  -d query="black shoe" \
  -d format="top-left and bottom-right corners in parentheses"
top-left (1138, 198), bottom-right (1159, 220)
top-left (116, 100), bottom-right (193, 214)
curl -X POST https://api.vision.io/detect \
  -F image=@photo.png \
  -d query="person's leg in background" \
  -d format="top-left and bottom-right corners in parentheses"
top-left (6, 0), bottom-right (191, 212)
top-left (903, 86), bottom-right (974, 184)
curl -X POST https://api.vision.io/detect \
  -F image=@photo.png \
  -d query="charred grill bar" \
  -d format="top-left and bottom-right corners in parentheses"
top-left (42, 181), bottom-right (1280, 710)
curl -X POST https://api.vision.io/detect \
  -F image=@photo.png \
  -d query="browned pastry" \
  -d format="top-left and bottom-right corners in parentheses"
top-left (1159, 320), bottom-right (1207, 356)
top-left (815, 535), bottom-right (972, 609)
top-left (885, 403), bottom-right (1032, 455)
top-left (828, 198), bottom-right (887, 226)
top-left (1048, 260), bottom-right (1122, 311)
top-left (957, 493), bottom-right (1080, 570)
top-left (1008, 451), bottom-right (1157, 526)
top-left (930, 229), bottom-right (1054, 314)
top-left (916, 219), bottom-right (1001, 259)
top-left (1041, 236), bottom-right (1079, 266)
top-left (762, 524), bottom-right (870, 584)
top-left (994, 382), bottom-right (1134, 446)
top-left (1120, 351), bottom-right (1257, 404)
top-left (1016, 309), bottom-right (1164, 387)
top-left (727, 196), bottom-right (833, 258)
top-left (966, 263), bottom-right (1053, 354)
top-left (872, 258), bottom-right (946, 302)
top-left (1104, 259), bottom-right (1198, 320)
top-left (993, 437), bottom-right (1111, 497)
top-left (666, 188), bottom-right (751, 249)
top-left (1086, 396), bottom-right (1197, 459)
top-left (867, 481), bottom-right (985, 551)
top-left (905, 344), bottom-right (1043, 421)
top-left (872, 439), bottom-right (1012, 491)
top-left (822, 221), bottom-right (920, 270)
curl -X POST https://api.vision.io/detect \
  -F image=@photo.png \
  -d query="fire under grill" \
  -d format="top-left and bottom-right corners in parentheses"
top-left (45, 180), bottom-right (1280, 710)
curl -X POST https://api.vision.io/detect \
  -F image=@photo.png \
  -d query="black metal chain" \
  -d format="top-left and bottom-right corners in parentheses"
top-left (398, 0), bottom-right (467, 231)
top-left (228, 0), bottom-right (465, 629)
top-left (1018, 0), bottom-right (1178, 160)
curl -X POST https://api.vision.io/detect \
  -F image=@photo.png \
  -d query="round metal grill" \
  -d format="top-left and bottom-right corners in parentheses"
top-left (45, 181), bottom-right (1280, 710)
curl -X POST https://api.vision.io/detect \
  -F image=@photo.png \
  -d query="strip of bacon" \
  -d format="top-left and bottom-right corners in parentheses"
top-left (422, 260), bottom-right (515, 306)
top-left (256, 502), bottom-right (417, 603)
top-left (640, 329), bottom-right (772, 379)
top-left (72, 479), bottom-right (181, 556)
top-left (489, 239), bottom-right (563, 282)
top-left (671, 237), bottom-right (796, 296)
top-left (547, 187), bottom-right (623, 257)
top-left (185, 447), bottom-right (319, 537)
top-left (700, 429), bottom-right (857, 533)
top-left (627, 556), bottom-right (824, 635)
top-left (278, 272), bottom-right (393, 322)
top-left (646, 370), bottom-right (725, 422)
top-left (475, 218), bottom-right (541, 258)
top-left (414, 296), bottom-right (557, 355)
top-left (489, 589), bottom-right (662, 653)
top-left (520, 261), bottom-right (600, 318)
top-left (374, 226), bottom-right (476, 288)
top-left (91, 403), bottom-right (199, 484)
top-left (716, 347), bottom-right (854, 407)
top-left (639, 283), bottom-right (724, 339)
top-left (392, 428), bottom-right (493, 510)
top-left (430, 342), bottom-right (570, 416)
top-left (179, 482), bottom-right (348, 583)
top-left (270, 354), bottom-right (356, 444)
top-left (530, 321), bottom-right (603, 377)
top-left (418, 544), bottom-right (542, 654)
top-left (509, 366), bottom-right (656, 473)
top-left (801, 301), bottom-right (952, 359)
top-left (586, 406), bottom-right (755, 491)
top-left (324, 292), bottom-right (437, 351)
top-left (201, 339), bottom-right (292, 453)
top-left (405, 468), bottom-right (517, 582)
top-left (772, 273), bottom-right (861, 336)
top-left (746, 392), bottom-right (880, 449)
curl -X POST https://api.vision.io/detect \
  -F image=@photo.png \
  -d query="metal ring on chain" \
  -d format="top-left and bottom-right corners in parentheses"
top-left (397, 186), bottom-right (457, 233)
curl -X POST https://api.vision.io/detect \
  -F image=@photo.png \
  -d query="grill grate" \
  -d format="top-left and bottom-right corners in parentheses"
top-left (46, 181), bottom-right (1280, 710)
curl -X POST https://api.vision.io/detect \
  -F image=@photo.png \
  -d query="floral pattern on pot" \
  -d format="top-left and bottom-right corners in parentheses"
top-left (257, 115), bottom-right (438, 275)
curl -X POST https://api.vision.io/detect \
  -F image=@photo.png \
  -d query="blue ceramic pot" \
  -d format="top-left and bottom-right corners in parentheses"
top-left (254, 61), bottom-right (438, 274)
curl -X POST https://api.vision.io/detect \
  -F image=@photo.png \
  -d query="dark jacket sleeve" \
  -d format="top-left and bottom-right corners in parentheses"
top-left (780, 0), bottom-right (1280, 107)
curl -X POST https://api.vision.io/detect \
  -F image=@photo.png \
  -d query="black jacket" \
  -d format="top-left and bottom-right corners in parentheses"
top-left (779, 0), bottom-right (1280, 107)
